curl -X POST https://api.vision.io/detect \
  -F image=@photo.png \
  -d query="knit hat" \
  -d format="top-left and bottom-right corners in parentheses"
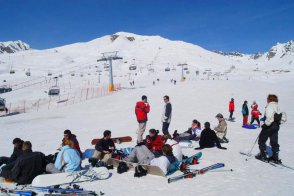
top-left (215, 113), bottom-right (223, 118)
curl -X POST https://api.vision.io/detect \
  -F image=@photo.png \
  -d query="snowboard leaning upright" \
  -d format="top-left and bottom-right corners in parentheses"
top-left (91, 136), bottom-right (132, 145)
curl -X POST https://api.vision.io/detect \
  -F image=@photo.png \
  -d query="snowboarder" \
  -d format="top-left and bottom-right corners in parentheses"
top-left (135, 95), bottom-right (150, 144)
top-left (195, 122), bottom-right (227, 150)
top-left (229, 98), bottom-right (235, 120)
top-left (1, 141), bottom-right (45, 185)
top-left (92, 130), bottom-right (115, 163)
top-left (242, 100), bottom-right (249, 125)
top-left (46, 139), bottom-right (81, 173)
top-left (162, 95), bottom-right (172, 136)
top-left (250, 103), bottom-right (261, 127)
top-left (214, 113), bottom-right (229, 143)
top-left (0, 138), bottom-right (23, 174)
top-left (255, 94), bottom-right (286, 163)
top-left (173, 120), bottom-right (202, 142)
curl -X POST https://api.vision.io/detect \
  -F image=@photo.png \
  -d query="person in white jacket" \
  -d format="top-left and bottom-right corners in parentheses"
top-left (256, 94), bottom-right (286, 164)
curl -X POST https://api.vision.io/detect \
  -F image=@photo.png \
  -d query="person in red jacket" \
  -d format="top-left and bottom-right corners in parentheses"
top-left (145, 129), bottom-right (165, 157)
top-left (229, 98), bottom-right (235, 120)
top-left (135, 95), bottom-right (150, 144)
top-left (250, 103), bottom-right (261, 127)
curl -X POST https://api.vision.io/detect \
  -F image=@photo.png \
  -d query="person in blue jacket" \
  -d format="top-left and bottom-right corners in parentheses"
top-left (46, 139), bottom-right (81, 173)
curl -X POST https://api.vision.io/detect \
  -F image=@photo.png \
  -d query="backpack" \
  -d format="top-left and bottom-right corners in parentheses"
top-left (274, 112), bottom-right (287, 125)
top-left (117, 162), bottom-right (129, 174)
top-left (134, 165), bottom-right (147, 177)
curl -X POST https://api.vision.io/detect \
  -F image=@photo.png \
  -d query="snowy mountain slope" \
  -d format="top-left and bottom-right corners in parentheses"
top-left (0, 40), bottom-right (30, 54)
top-left (0, 32), bottom-right (294, 195)
top-left (0, 79), bottom-right (293, 196)
top-left (214, 40), bottom-right (294, 69)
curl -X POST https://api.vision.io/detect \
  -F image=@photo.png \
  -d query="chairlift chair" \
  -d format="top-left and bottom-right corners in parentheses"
top-left (165, 67), bottom-right (170, 71)
top-left (129, 65), bottom-right (137, 70)
top-left (48, 86), bottom-right (60, 96)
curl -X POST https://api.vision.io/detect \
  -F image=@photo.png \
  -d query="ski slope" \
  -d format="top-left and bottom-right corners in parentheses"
top-left (0, 33), bottom-right (294, 195)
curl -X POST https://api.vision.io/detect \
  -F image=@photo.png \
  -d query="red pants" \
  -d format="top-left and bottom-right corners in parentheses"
top-left (243, 115), bottom-right (248, 125)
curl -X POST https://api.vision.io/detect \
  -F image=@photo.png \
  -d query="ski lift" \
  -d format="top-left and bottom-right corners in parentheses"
top-left (9, 69), bottom-right (15, 74)
top-left (0, 86), bottom-right (12, 94)
top-left (48, 71), bottom-right (52, 76)
top-left (48, 86), bottom-right (60, 96)
top-left (129, 65), bottom-right (137, 70)
top-left (165, 67), bottom-right (170, 71)
top-left (48, 77), bottom-right (60, 95)
top-left (104, 64), bottom-right (109, 69)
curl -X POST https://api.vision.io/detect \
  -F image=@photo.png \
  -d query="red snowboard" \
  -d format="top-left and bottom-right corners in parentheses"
top-left (91, 136), bottom-right (132, 145)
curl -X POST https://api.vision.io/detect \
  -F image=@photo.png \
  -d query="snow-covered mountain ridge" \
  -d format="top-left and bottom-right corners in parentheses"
top-left (0, 40), bottom-right (31, 54)
top-left (213, 40), bottom-right (294, 64)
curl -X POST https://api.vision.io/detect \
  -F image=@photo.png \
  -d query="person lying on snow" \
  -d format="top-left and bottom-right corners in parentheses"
top-left (172, 119), bottom-right (202, 142)
top-left (125, 143), bottom-right (177, 175)
top-left (195, 122), bottom-right (227, 150)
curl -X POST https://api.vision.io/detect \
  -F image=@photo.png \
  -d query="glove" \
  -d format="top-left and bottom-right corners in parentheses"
top-left (218, 147), bottom-right (227, 150)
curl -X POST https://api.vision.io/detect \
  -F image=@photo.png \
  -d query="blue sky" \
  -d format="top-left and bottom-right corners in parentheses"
top-left (0, 0), bottom-right (293, 53)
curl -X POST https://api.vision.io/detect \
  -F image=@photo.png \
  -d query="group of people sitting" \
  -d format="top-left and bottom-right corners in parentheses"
top-left (90, 115), bottom-right (228, 175)
top-left (0, 130), bottom-right (82, 184)
top-left (173, 113), bottom-right (229, 144)
top-left (0, 115), bottom-right (229, 184)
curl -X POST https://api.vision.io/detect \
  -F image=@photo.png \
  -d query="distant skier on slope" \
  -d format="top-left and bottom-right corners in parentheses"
top-left (229, 98), bottom-right (235, 120)
top-left (255, 94), bottom-right (286, 164)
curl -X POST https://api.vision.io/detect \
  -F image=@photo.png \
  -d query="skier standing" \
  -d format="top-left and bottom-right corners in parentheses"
top-left (255, 94), bottom-right (286, 163)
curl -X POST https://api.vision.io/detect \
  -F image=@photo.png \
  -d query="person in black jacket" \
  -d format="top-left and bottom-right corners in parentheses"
top-left (195, 122), bottom-right (227, 150)
top-left (0, 138), bottom-right (23, 172)
top-left (92, 130), bottom-right (115, 163)
top-left (1, 141), bottom-right (45, 185)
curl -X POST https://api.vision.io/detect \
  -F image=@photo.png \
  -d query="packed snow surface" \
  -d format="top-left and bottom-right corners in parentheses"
top-left (0, 32), bottom-right (293, 196)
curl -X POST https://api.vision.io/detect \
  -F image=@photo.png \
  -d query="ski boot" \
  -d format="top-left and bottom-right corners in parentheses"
top-left (268, 152), bottom-right (282, 164)
top-left (255, 152), bottom-right (268, 162)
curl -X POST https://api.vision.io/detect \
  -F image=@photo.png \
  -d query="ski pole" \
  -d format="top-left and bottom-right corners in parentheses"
top-left (246, 135), bottom-right (259, 161)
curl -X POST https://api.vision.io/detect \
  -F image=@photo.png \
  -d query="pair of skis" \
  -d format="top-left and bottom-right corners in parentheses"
top-left (240, 151), bottom-right (294, 170)
top-left (167, 163), bottom-right (225, 183)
